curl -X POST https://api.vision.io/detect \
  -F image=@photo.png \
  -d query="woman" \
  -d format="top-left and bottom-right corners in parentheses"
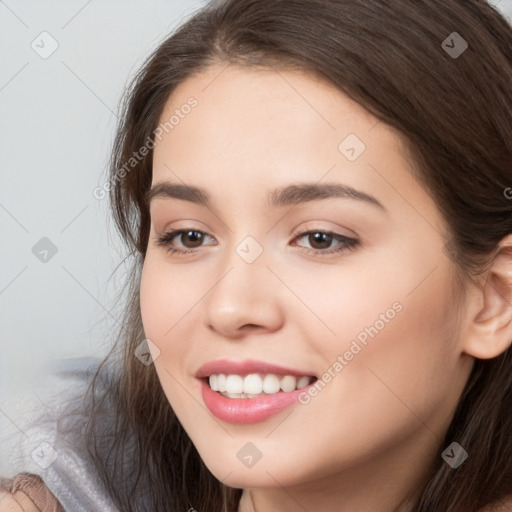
top-left (2, 0), bottom-right (512, 510)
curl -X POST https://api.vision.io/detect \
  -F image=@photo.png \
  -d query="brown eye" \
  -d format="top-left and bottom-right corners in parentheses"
top-left (178, 230), bottom-right (204, 248)
top-left (291, 230), bottom-right (359, 256)
top-left (154, 228), bottom-right (216, 256)
top-left (307, 232), bottom-right (333, 250)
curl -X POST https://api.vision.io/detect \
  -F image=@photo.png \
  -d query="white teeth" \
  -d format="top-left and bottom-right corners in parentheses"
top-left (244, 374), bottom-right (263, 395)
top-left (280, 375), bottom-right (297, 392)
top-left (225, 374), bottom-right (244, 394)
top-left (209, 374), bottom-right (218, 391)
top-left (297, 376), bottom-right (310, 389)
top-left (208, 373), bottom-right (314, 396)
top-left (225, 392), bottom-right (244, 398)
top-left (263, 374), bottom-right (280, 394)
top-left (217, 374), bottom-right (227, 392)
top-left (225, 392), bottom-right (262, 399)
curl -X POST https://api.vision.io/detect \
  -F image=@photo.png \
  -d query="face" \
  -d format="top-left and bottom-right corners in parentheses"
top-left (140, 62), bottom-right (474, 496)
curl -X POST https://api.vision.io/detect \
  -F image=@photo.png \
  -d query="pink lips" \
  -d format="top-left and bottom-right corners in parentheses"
top-left (196, 359), bottom-right (316, 379)
top-left (196, 359), bottom-right (317, 424)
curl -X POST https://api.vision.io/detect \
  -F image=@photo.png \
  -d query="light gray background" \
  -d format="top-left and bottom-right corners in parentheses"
top-left (1, 0), bottom-right (511, 476)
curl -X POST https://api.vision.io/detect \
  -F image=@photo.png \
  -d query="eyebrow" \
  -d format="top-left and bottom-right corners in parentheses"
top-left (145, 181), bottom-right (385, 210)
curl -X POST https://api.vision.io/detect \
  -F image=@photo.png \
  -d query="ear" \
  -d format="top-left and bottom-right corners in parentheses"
top-left (462, 234), bottom-right (512, 360)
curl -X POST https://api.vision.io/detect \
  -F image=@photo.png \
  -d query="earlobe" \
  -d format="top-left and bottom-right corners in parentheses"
top-left (463, 234), bottom-right (512, 360)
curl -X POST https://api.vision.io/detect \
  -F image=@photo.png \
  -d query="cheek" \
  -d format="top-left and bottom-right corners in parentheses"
top-left (139, 256), bottom-right (191, 402)
top-left (139, 255), bottom-right (194, 342)
top-left (140, 262), bottom-right (166, 343)
top-left (139, 256), bottom-right (202, 417)
top-left (316, 262), bottom-right (459, 431)
top-left (269, 273), bottom-right (460, 483)
top-left (311, 235), bottom-right (459, 372)
top-left (294, 247), bottom-right (460, 424)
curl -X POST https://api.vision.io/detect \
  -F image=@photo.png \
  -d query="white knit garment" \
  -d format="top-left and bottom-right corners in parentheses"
top-left (7, 357), bottom-right (123, 512)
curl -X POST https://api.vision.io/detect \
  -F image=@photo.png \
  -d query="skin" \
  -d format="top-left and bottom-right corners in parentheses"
top-left (139, 62), bottom-right (512, 512)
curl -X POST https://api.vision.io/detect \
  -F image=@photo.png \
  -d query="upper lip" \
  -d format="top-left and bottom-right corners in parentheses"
top-left (195, 359), bottom-right (317, 379)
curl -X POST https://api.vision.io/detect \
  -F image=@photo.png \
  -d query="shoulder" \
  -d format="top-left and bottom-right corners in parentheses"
top-left (0, 473), bottom-right (63, 512)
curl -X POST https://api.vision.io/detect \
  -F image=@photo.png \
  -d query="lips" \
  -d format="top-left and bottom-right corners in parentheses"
top-left (195, 359), bottom-right (317, 379)
top-left (196, 359), bottom-right (318, 424)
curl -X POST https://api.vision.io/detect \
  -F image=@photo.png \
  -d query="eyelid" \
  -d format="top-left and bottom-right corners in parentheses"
top-left (154, 222), bottom-right (360, 258)
top-left (155, 226), bottom-right (216, 250)
top-left (290, 221), bottom-right (357, 240)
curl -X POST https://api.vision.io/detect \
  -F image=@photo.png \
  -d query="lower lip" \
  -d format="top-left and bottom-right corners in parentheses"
top-left (200, 379), bottom-right (309, 424)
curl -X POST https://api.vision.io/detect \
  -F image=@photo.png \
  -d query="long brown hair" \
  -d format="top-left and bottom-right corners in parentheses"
top-left (82, 1), bottom-right (512, 510)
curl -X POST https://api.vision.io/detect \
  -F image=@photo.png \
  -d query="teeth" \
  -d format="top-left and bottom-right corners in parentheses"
top-left (280, 375), bottom-right (297, 392)
top-left (225, 374), bottom-right (244, 394)
top-left (297, 376), bottom-right (310, 389)
top-left (244, 374), bottom-right (263, 395)
top-left (225, 392), bottom-right (261, 399)
top-left (208, 373), bottom-right (314, 396)
top-left (263, 374), bottom-right (280, 394)
top-left (209, 374), bottom-right (218, 391)
top-left (217, 374), bottom-right (227, 392)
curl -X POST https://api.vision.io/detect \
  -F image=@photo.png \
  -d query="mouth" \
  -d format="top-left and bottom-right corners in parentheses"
top-left (205, 373), bottom-right (316, 398)
top-left (196, 360), bottom-right (319, 423)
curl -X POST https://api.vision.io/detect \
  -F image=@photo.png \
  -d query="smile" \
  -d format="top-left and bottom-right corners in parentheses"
top-left (196, 360), bottom-right (318, 423)
top-left (209, 373), bottom-right (314, 397)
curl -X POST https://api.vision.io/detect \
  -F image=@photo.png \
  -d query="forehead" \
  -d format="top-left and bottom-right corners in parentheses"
top-left (154, 62), bottom-right (391, 160)
top-left (150, 62), bottom-right (437, 224)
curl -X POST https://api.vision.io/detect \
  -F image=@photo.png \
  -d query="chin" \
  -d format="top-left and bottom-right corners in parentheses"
top-left (196, 448), bottom-right (309, 490)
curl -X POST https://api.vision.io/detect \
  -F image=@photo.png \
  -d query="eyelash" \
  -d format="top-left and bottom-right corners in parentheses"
top-left (154, 227), bottom-right (359, 257)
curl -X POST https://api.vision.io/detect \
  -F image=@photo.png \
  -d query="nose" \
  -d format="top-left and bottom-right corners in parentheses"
top-left (204, 245), bottom-right (285, 339)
